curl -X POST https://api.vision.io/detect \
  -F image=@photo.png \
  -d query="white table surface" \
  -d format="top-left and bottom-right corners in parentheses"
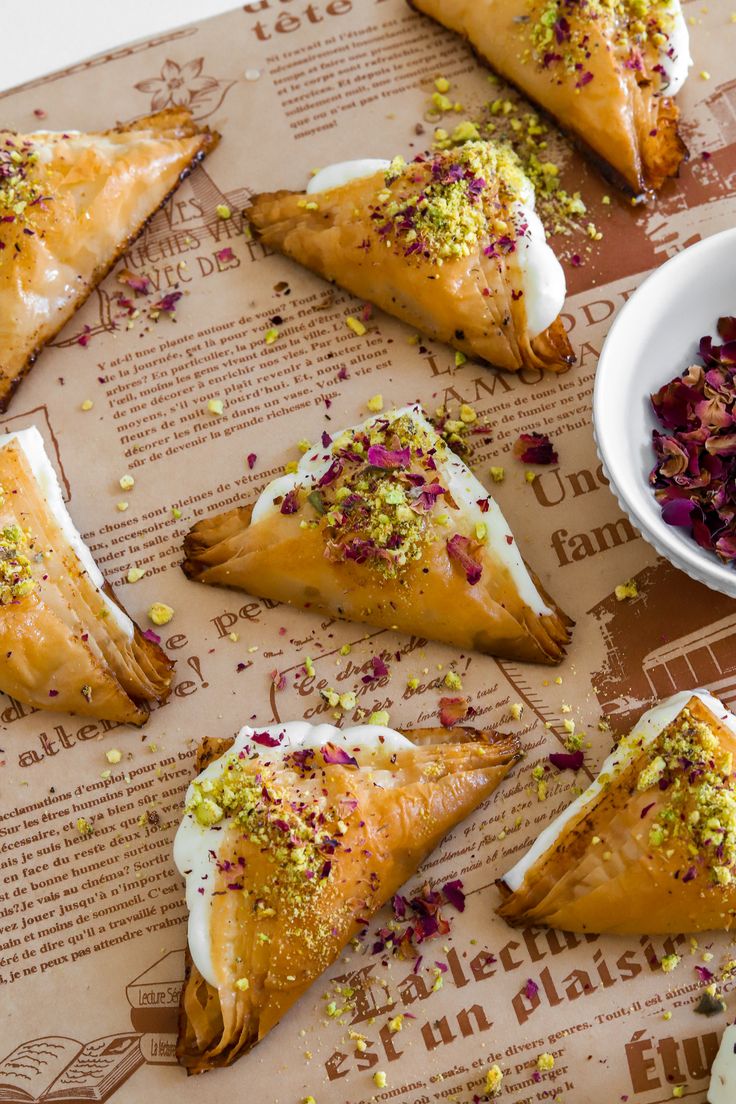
top-left (0, 0), bottom-right (240, 94)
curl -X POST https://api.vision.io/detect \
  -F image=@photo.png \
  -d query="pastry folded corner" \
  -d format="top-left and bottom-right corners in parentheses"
top-left (406, 0), bottom-right (688, 196)
top-left (176, 723), bottom-right (521, 1073)
top-left (0, 107), bottom-right (220, 413)
top-left (496, 691), bottom-right (736, 934)
top-left (244, 142), bottom-right (575, 374)
top-left (0, 428), bottom-right (173, 725)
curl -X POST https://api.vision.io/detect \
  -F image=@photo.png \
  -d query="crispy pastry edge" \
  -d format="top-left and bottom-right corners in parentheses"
top-left (0, 108), bottom-right (220, 413)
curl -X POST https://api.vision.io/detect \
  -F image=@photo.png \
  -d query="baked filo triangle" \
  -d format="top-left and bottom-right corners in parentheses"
top-left (0, 427), bottom-right (173, 725)
top-left (497, 690), bottom-right (736, 934)
top-left (408, 0), bottom-right (690, 195)
top-left (245, 141), bottom-right (574, 373)
top-left (174, 719), bottom-right (521, 1072)
top-left (182, 404), bottom-right (572, 664)
top-left (0, 107), bottom-right (219, 412)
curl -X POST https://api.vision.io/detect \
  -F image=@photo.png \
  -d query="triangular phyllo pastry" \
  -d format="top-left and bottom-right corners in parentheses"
top-left (174, 720), bottom-right (521, 1072)
top-left (497, 691), bottom-right (736, 934)
top-left (182, 404), bottom-right (572, 664)
top-left (408, 0), bottom-right (690, 194)
top-left (0, 107), bottom-right (218, 411)
top-left (246, 141), bottom-right (574, 373)
top-left (0, 427), bottom-right (173, 724)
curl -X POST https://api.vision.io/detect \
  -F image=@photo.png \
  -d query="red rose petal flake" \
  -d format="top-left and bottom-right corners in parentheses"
top-left (438, 696), bottom-right (469, 728)
top-left (524, 978), bottom-right (539, 999)
top-left (117, 268), bottom-right (151, 296)
top-left (514, 432), bottom-right (558, 465)
top-left (247, 452), bottom-right (257, 470)
top-left (366, 444), bottom-right (411, 469)
top-left (142, 629), bottom-right (161, 644)
top-left (321, 743), bottom-right (359, 767)
top-left (215, 246), bottom-right (235, 263)
top-left (650, 317), bottom-right (736, 567)
top-left (446, 534), bottom-right (483, 585)
top-left (548, 750), bottom-right (584, 771)
top-left (251, 730), bottom-right (283, 747)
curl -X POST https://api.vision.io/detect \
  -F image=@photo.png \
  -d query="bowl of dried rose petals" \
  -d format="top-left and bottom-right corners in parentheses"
top-left (594, 228), bottom-right (736, 598)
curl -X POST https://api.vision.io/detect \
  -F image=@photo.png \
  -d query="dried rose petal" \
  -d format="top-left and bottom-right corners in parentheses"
top-left (247, 453), bottom-right (257, 470)
top-left (446, 534), bottom-right (483, 585)
top-left (548, 750), bottom-right (584, 771)
top-left (439, 696), bottom-right (469, 728)
top-left (524, 978), bottom-right (539, 999)
top-left (322, 743), bottom-right (358, 767)
top-left (142, 629), bottom-right (161, 644)
top-left (366, 443), bottom-right (411, 469)
top-left (251, 731), bottom-right (282, 747)
top-left (514, 432), bottom-right (558, 465)
top-left (280, 490), bottom-right (299, 515)
top-left (650, 321), bottom-right (736, 567)
top-left (442, 879), bottom-right (465, 912)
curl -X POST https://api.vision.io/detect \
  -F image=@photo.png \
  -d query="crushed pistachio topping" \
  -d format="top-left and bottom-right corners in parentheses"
top-left (0, 138), bottom-right (46, 226)
top-left (529, 0), bottom-right (677, 91)
top-left (485, 1065), bottom-right (504, 1096)
top-left (537, 1052), bottom-right (555, 1071)
top-left (282, 411), bottom-right (470, 581)
top-left (369, 141), bottom-right (531, 264)
top-left (186, 742), bottom-right (375, 923)
top-left (0, 524), bottom-right (37, 605)
top-left (615, 579), bottom-right (639, 600)
top-left (637, 708), bottom-right (736, 887)
top-left (148, 602), bottom-right (174, 626)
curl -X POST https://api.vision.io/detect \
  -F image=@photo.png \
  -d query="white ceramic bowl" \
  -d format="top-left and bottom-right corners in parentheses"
top-left (593, 227), bottom-right (736, 599)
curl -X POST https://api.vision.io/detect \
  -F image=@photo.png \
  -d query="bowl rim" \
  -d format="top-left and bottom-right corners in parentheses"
top-left (592, 227), bottom-right (736, 597)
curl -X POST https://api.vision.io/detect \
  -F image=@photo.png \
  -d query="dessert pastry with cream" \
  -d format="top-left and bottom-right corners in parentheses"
top-left (708, 1025), bottom-right (736, 1104)
top-left (245, 141), bottom-right (574, 374)
top-left (0, 427), bottom-right (173, 724)
top-left (408, 0), bottom-right (690, 195)
top-left (174, 719), bottom-right (521, 1072)
top-left (497, 690), bottom-right (736, 933)
top-left (182, 404), bottom-right (572, 664)
top-left (0, 108), bottom-right (219, 411)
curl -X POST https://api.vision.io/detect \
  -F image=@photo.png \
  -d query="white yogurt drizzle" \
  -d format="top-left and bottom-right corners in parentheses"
top-left (660, 0), bottom-right (692, 95)
top-left (708, 1024), bottom-right (736, 1104)
top-left (250, 403), bottom-right (551, 618)
top-left (173, 721), bottom-right (415, 988)
top-left (0, 427), bottom-right (133, 638)
top-left (503, 690), bottom-right (736, 893)
top-left (306, 159), bottom-right (566, 340)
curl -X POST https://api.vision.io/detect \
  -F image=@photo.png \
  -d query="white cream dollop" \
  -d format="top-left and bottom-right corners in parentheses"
top-left (0, 427), bottom-right (133, 638)
top-left (173, 721), bottom-right (415, 988)
top-left (659, 0), bottom-right (692, 96)
top-left (708, 1025), bottom-right (736, 1104)
top-left (503, 690), bottom-right (736, 893)
top-left (306, 159), bottom-right (565, 339)
top-left (250, 403), bottom-right (551, 618)
top-left (307, 159), bottom-right (391, 194)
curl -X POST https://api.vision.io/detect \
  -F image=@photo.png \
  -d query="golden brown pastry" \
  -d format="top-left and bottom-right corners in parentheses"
top-left (246, 141), bottom-right (574, 373)
top-left (174, 719), bottom-right (521, 1072)
top-left (182, 404), bottom-right (572, 664)
top-left (0, 427), bottom-right (172, 724)
top-left (408, 0), bottom-right (689, 194)
top-left (0, 108), bottom-right (218, 411)
top-left (497, 691), bottom-right (736, 934)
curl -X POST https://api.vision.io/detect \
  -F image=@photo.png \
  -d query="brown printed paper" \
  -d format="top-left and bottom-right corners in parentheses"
top-left (0, 3), bottom-right (735, 1102)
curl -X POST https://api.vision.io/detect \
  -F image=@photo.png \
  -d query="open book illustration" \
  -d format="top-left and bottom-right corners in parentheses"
top-left (0, 1034), bottom-right (143, 1104)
